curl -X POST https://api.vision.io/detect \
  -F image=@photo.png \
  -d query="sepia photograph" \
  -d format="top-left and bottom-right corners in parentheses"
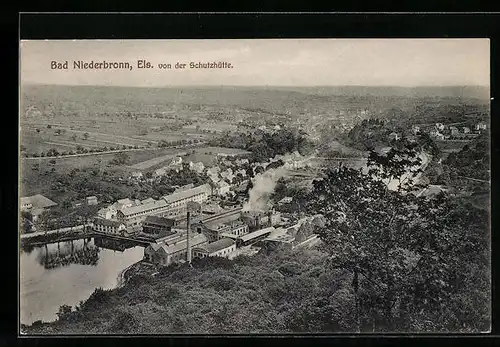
top-left (19, 39), bottom-right (491, 335)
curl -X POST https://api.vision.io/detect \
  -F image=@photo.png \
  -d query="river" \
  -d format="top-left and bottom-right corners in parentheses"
top-left (20, 237), bottom-right (144, 325)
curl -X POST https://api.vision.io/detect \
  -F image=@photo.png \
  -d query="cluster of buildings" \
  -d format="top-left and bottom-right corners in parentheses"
top-left (412, 122), bottom-right (487, 141)
top-left (94, 183), bottom-right (212, 235)
top-left (20, 194), bottom-right (58, 222)
top-left (139, 202), bottom-right (300, 267)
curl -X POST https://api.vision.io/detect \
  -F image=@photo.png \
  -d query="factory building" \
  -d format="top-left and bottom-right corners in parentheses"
top-left (143, 231), bottom-right (208, 267)
top-left (192, 237), bottom-right (237, 259)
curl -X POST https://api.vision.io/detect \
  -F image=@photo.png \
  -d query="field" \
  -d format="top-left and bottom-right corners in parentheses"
top-left (19, 147), bottom-right (193, 199)
top-left (195, 147), bottom-right (252, 156)
top-left (20, 116), bottom-right (209, 157)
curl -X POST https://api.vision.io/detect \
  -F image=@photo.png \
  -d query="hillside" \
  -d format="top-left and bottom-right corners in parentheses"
top-left (22, 248), bottom-right (357, 334)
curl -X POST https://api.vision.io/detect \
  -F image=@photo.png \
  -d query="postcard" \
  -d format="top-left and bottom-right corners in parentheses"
top-left (19, 38), bottom-right (491, 334)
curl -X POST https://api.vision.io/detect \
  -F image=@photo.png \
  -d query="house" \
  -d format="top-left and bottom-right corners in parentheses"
top-left (235, 168), bottom-right (247, 178)
top-left (192, 238), bottom-right (237, 260)
top-left (388, 132), bottom-right (400, 141)
top-left (154, 168), bottom-right (167, 178)
top-left (143, 231), bottom-right (208, 266)
top-left (411, 125), bottom-right (420, 134)
top-left (235, 158), bottom-right (249, 166)
top-left (429, 130), bottom-right (445, 141)
top-left (20, 194), bottom-right (57, 212)
top-left (93, 218), bottom-right (127, 236)
top-left (171, 157), bottom-right (183, 166)
top-left (130, 171), bottom-right (143, 180)
top-left (215, 180), bottom-right (231, 196)
top-left (97, 205), bottom-right (117, 220)
top-left (435, 123), bottom-right (445, 132)
top-left (476, 122), bottom-right (487, 131)
top-left (207, 166), bottom-right (220, 178)
top-left (449, 126), bottom-right (459, 136)
top-left (462, 127), bottom-right (471, 134)
top-left (189, 161), bottom-right (205, 174)
top-left (86, 196), bottom-right (98, 206)
top-left (20, 194), bottom-right (57, 221)
top-left (142, 215), bottom-right (175, 239)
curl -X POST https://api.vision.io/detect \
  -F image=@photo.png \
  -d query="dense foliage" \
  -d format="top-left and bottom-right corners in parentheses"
top-left (210, 128), bottom-right (315, 161)
top-left (305, 143), bottom-right (490, 332)
top-left (426, 133), bottom-right (490, 187)
top-left (22, 249), bottom-right (358, 334)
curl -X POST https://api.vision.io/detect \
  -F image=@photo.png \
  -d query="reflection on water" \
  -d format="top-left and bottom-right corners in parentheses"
top-left (36, 239), bottom-right (100, 269)
top-left (20, 237), bottom-right (144, 325)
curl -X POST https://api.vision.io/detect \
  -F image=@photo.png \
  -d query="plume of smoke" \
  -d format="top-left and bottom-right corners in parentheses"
top-left (243, 167), bottom-right (288, 212)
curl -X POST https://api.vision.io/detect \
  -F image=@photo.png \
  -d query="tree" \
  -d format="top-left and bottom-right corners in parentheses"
top-left (83, 132), bottom-right (90, 140)
top-left (305, 144), bottom-right (489, 332)
top-left (366, 138), bottom-right (424, 193)
top-left (56, 304), bottom-right (73, 321)
top-left (21, 211), bottom-right (33, 234)
top-left (36, 128), bottom-right (40, 133)
top-left (111, 152), bottom-right (130, 165)
top-left (72, 134), bottom-right (77, 141)
top-left (47, 125), bottom-right (52, 129)
top-left (61, 199), bottom-right (72, 210)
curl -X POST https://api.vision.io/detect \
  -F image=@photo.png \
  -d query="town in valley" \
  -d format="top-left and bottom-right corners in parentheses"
top-left (19, 39), bottom-right (491, 335)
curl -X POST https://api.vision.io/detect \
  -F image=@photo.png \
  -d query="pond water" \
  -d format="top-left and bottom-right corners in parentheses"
top-left (20, 237), bottom-right (144, 325)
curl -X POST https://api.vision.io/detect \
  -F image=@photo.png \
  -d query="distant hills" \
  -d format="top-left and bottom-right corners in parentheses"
top-left (268, 85), bottom-right (490, 100)
top-left (22, 84), bottom-right (490, 101)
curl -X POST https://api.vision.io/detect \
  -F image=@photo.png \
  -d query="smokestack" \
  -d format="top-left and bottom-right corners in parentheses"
top-left (186, 211), bottom-right (191, 264)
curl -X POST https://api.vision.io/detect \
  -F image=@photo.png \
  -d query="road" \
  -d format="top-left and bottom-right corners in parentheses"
top-left (21, 142), bottom-right (205, 161)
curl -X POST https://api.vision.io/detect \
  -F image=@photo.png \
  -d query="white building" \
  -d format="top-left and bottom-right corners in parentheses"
top-left (189, 161), bottom-right (205, 174)
top-left (476, 122), bottom-right (487, 131)
top-left (162, 183), bottom-right (212, 218)
top-left (93, 218), bottom-right (127, 236)
top-left (154, 168), bottom-right (167, 178)
top-left (130, 171), bottom-right (143, 180)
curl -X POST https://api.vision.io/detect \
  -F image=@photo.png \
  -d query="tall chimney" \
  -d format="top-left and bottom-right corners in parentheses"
top-left (186, 210), bottom-right (191, 264)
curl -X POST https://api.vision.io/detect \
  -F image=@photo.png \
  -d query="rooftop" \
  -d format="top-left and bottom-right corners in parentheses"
top-left (94, 218), bottom-right (124, 227)
top-left (160, 232), bottom-right (208, 254)
top-left (163, 184), bottom-right (212, 203)
top-left (239, 227), bottom-right (275, 242)
top-left (120, 199), bottom-right (168, 216)
top-left (20, 194), bottom-right (57, 209)
top-left (202, 238), bottom-right (236, 253)
top-left (144, 215), bottom-right (175, 227)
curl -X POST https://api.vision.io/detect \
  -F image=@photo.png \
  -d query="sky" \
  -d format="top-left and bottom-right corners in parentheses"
top-left (20, 39), bottom-right (490, 87)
